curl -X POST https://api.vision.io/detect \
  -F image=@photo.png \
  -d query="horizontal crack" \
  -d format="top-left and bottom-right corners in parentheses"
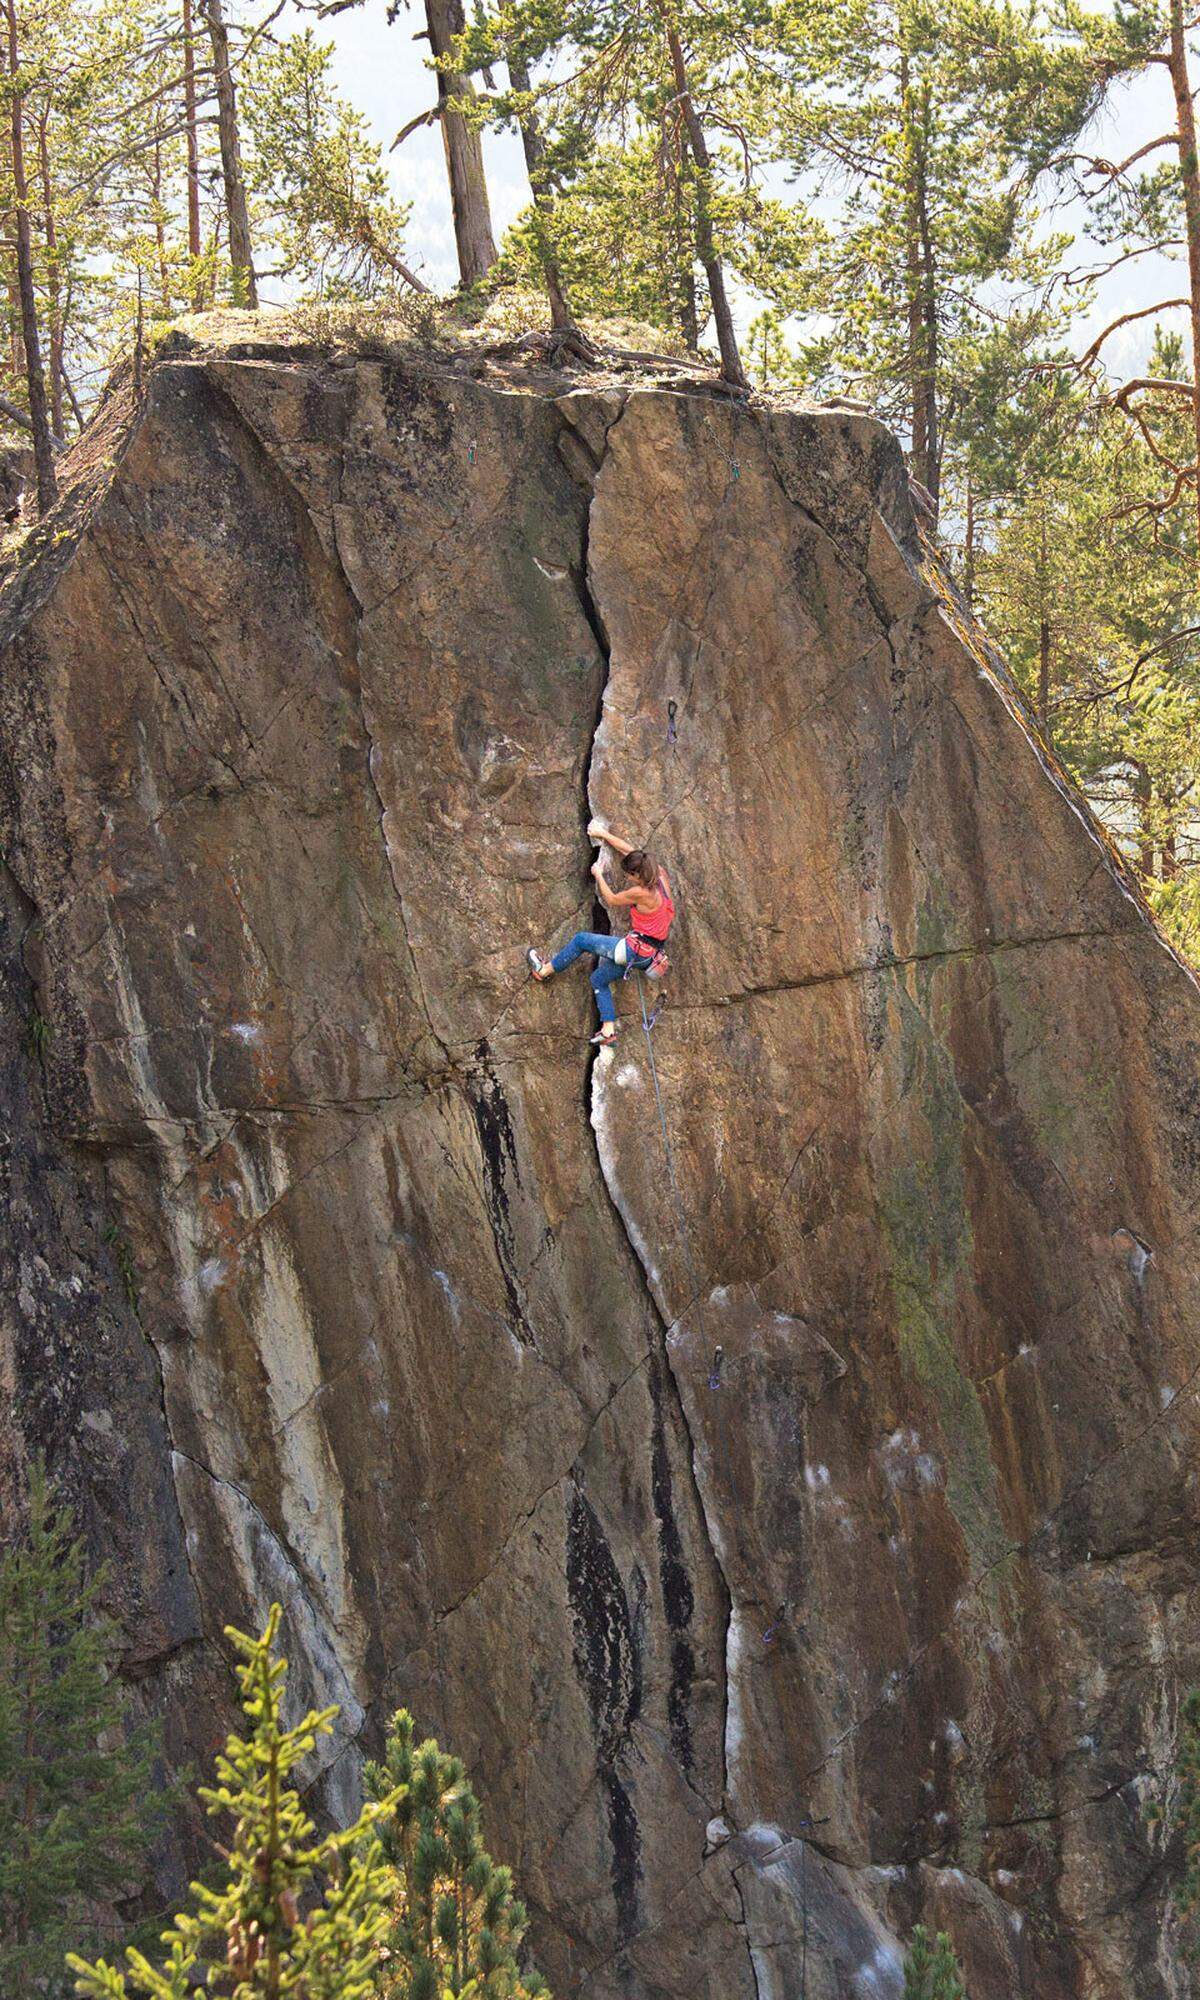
top-left (653, 923), bottom-right (1141, 1022)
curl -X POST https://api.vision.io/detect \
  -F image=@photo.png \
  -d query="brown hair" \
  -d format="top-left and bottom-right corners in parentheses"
top-left (622, 848), bottom-right (658, 891)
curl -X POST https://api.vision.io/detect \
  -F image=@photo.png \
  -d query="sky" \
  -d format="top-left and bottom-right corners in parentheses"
top-left (305, 2), bottom-right (529, 292)
top-left (303, 3), bottom-right (1186, 377)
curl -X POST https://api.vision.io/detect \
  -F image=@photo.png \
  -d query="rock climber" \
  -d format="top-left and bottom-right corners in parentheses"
top-left (527, 820), bottom-right (675, 1046)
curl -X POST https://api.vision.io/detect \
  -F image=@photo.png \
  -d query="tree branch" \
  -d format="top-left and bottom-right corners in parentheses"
top-left (0, 390), bottom-right (63, 450)
top-left (1079, 299), bottom-right (1191, 367)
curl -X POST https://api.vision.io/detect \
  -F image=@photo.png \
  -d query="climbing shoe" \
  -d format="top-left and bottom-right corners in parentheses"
top-left (590, 1024), bottom-right (619, 1046)
top-left (527, 948), bottom-right (554, 980)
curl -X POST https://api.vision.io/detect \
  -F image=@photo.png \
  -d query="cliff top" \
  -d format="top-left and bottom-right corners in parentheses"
top-left (144, 298), bottom-right (823, 405)
top-left (0, 299), bottom-right (860, 657)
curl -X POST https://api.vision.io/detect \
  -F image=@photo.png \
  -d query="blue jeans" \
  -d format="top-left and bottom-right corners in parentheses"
top-left (551, 931), bottom-right (641, 1025)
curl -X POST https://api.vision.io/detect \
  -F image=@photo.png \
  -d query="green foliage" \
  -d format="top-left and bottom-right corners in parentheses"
top-left (0, 1457), bottom-right (156, 1998)
top-left (103, 1224), bottom-right (140, 1308)
top-left (364, 1709), bottom-right (547, 2000)
top-left (69, 1604), bottom-right (397, 2000)
top-left (460, 0), bottom-right (806, 357)
top-left (967, 336), bottom-right (1200, 964)
top-left (746, 308), bottom-right (807, 390)
top-left (768, 0), bottom-right (1089, 495)
top-left (243, 31), bottom-right (413, 299)
top-left (904, 1923), bottom-right (967, 1999)
top-left (1165, 1686), bottom-right (1200, 1952)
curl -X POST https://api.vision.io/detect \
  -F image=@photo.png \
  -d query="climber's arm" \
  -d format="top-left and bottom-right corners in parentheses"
top-left (591, 860), bottom-right (642, 911)
top-left (587, 819), bottom-right (635, 860)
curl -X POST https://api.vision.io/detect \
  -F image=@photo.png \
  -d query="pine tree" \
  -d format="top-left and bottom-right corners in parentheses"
top-left (364, 1708), bottom-right (548, 1999)
top-left (771, 0), bottom-right (1097, 513)
top-left (459, 0), bottom-right (794, 382)
top-left (243, 30), bottom-right (418, 299)
top-left (1054, 0), bottom-right (1200, 569)
top-left (68, 1604), bottom-right (398, 2000)
top-left (904, 1923), bottom-right (967, 1999)
top-left (972, 340), bottom-right (1200, 963)
top-left (0, 1457), bottom-right (156, 1998)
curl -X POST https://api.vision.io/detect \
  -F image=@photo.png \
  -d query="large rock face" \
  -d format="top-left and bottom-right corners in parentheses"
top-left (3, 318), bottom-right (1200, 1998)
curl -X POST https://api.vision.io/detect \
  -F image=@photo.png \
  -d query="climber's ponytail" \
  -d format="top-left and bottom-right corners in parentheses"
top-left (622, 849), bottom-right (658, 891)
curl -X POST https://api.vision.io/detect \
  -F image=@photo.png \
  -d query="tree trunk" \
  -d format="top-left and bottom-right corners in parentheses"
top-left (899, 35), bottom-right (938, 511)
top-left (962, 471), bottom-right (975, 606)
top-left (5, 0), bottom-right (55, 510)
top-left (680, 263), bottom-right (699, 351)
top-left (353, 220), bottom-right (429, 293)
top-left (59, 356), bottom-right (83, 430)
top-left (1037, 512), bottom-right (1052, 741)
top-left (900, 39), bottom-right (923, 477)
top-left (1132, 760), bottom-right (1155, 877)
top-left (916, 206), bottom-right (939, 504)
top-left (1168, 0), bottom-right (1200, 575)
top-left (425, 0), bottom-right (497, 287)
top-left (202, 0), bottom-right (257, 308)
top-left (8, 270), bottom-right (23, 379)
top-left (1037, 619), bottom-right (1051, 738)
top-left (1162, 821), bottom-right (1178, 878)
top-left (507, 47), bottom-right (571, 330)
top-left (152, 128), bottom-right (170, 312)
top-left (182, 0), bottom-right (203, 305)
top-left (660, 14), bottom-right (746, 387)
top-left (36, 108), bottom-right (63, 444)
top-left (669, 148), bottom-right (699, 349)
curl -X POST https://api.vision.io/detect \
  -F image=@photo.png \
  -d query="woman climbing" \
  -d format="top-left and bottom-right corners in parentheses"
top-left (527, 821), bottom-right (675, 1046)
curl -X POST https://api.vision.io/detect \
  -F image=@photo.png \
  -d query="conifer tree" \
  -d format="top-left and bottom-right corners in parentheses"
top-left (69, 1604), bottom-right (397, 2000)
top-left (972, 336), bottom-right (1200, 961)
top-left (1054, 0), bottom-right (1200, 569)
top-left (364, 1708), bottom-right (548, 1999)
top-left (458, 0), bottom-right (797, 383)
top-left (904, 1923), bottom-right (967, 1999)
top-left (772, 0), bottom-right (1096, 516)
top-left (243, 30), bottom-right (418, 298)
top-left (0, 1458), bottom-right (155, 1999)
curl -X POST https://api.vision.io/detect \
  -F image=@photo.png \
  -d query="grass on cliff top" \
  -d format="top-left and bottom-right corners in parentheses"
top-left (153, 282), bottom-right (692, 371)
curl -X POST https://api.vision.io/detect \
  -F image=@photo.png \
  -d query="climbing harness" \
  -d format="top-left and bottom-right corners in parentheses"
top-left (626, 941), bottom-right (671, 981)
top-left (625, 869), bottom-right (675, 981)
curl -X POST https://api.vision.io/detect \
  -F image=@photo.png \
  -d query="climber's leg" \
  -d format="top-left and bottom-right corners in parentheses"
top-left (549, 931), bottom-right (615, 973)
top-left (590, 953), bottom-right (625, 1032)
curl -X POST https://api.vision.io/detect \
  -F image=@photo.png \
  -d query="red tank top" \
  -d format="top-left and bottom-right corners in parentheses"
top-left (631, 870), bottom-right (674, 947)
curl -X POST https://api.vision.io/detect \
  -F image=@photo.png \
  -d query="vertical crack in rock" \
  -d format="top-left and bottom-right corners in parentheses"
top-left (466, 1043), bottom-right (538, 1345)
top-left (566, 1483), bottom-right (644, 1941)
top-left (567, 395), bottom-right (756, 1986)
top-left (728, 1858), bottom-right (765, 2000)
top-left (649, 1359), bottom-right (696, 1775)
